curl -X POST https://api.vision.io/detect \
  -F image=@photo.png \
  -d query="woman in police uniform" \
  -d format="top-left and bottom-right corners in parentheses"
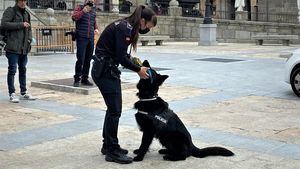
top-left (92, 5), bottom-right (157, 164)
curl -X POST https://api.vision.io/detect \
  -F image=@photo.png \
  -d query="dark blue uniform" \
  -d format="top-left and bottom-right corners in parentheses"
top-left (92, 20), bottom-right (141, 153)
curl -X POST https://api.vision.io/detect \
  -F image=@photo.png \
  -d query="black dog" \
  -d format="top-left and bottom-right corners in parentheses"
top-left (133, 60), bottom-right (234, 161)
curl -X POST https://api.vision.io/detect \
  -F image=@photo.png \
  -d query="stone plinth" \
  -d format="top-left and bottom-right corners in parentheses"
top-left (168, 6), bottom-right (182, 16)
top-left (235, 11), bottom-right (248, 21)
top-left (31, 78), bottom-right (98, 95)
top-left (198, 24), bottom-right (217, 46)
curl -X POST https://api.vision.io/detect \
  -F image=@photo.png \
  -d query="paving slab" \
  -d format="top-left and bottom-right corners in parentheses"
top-left (1, 128), bottom-right (299, 169)
top-left (0, 102), bottom-right (76, 134)
top-left (27, 85), bottom-right (214, 111)
top-left (179, 96), bottom-right (300, 144)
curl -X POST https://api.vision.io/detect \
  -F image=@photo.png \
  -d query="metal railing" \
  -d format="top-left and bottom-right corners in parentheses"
top-left (182, 8), bottom-right (203, 18)
top-left (27, 0), bottom-right (75, 10)
top-left (32, 26), bottom-right (75, 53)
top-left (251, 12), bottom-right (299, 23)
top-left (26, 1), bottom-right (299, 24)
top-left (182, 9), bottom-right (235, 20)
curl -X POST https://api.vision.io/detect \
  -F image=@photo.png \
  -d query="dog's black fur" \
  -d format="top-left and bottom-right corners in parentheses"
top-left (133, 60), bottom-right (234, 161)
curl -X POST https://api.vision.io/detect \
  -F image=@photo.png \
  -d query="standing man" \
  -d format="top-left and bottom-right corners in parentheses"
top-left (72, 0), bottom-right (99, 87)
top-left (1, 0), bottom-right (35, 103)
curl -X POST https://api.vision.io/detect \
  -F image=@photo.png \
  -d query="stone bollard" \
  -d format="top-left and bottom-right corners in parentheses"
top-left (46, 8), bottom-right (57, 26)
top-left (168, 0), bottom-right (182, 16)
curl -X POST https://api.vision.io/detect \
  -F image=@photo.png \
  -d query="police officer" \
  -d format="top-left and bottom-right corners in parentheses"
top-left (92, 5), bottom-right (157, 164)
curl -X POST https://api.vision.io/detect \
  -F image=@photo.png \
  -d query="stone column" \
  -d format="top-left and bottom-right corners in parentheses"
top-left (168, 0), bottom-right (182, 16)
top-left (111, 0), bottom-right (119, 13)
top-left (298, 0), bottom-right (300, 23)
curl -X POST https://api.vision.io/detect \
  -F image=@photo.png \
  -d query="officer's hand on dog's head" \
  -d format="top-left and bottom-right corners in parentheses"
top-left (138, 67), bottom-right (149, 79)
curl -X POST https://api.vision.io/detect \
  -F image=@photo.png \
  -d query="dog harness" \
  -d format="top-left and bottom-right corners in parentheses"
top-left (137, 108), bottom-right (175, 130)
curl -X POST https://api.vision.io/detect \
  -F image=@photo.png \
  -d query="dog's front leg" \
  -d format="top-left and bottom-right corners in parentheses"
top-left (133, 131), bottom-right (155, 162)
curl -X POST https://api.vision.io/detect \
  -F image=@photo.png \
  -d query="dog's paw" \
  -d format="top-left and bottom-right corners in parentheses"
top-left (158, 149), bottom-right (168, 154)
top-left (133, 155), bottom-right (144, 162)
top-left (133, 149), bottom-right (140, 154)
top-left (163, 155), bottom-right (171, 161)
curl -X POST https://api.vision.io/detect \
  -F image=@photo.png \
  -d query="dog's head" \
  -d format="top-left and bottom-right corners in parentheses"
top-left (136, 60), bottom-right (168, 99)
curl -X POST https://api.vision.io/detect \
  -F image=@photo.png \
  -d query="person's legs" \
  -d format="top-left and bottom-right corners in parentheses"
top-left (18, 54), bottom-right (28, 95)
top-left (18, 54), bottom-right (36, 100)
top-left (74, 38), bottom-right (88, 86)
top-left (6, 52), bottom-right (18, 94)
top-left (81, 38), bottom-right (94, 85)
top-left (94, 76), bottom-right (132, 164)
top-left (102, 92), bottom-right (122, 151)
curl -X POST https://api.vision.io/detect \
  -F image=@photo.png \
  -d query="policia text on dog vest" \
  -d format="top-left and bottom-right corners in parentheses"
top-left (138, 108), bottom-right (175, 130)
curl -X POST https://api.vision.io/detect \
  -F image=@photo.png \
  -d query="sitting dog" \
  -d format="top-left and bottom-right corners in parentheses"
top-left (133, 60), bottom-right (234, 161)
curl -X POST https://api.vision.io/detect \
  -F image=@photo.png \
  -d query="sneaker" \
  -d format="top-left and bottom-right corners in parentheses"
top-left (105, 151), bottom-right (133, 164)
top-left (81, 79), bottom-right (93, 86)
top-left (101, 147), bottom-right (128, 155)
top-left (9, 93), bottom-right (19, 103)
top-left (20, 93), bottom-right (36, 100)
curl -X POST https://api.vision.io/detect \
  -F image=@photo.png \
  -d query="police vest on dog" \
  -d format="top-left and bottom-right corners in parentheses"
top-left (138, 108), bottom-right (175, 130)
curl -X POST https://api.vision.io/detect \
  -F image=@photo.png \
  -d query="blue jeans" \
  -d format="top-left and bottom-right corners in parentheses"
top-left (74, 37), bottom-right (94, 81)
top-left (6, 52), bottom-right (28, 95)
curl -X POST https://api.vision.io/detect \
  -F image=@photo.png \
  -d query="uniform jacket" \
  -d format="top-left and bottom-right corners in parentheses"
top-left (95, 20), bottom-right (140, 72)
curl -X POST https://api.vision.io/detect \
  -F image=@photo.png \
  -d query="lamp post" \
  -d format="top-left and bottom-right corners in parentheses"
top-left (203, 0), bottom-right (213, 24)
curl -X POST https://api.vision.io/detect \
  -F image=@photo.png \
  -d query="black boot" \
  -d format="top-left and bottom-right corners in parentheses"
top-left (73, 78), bottom-right (80, 87)
top-left (81, 78), bottom-right (93, 86)
top-left (105, 150), bottom-right (133, 164)
top-left (101, 146), bottom-right (128, 155)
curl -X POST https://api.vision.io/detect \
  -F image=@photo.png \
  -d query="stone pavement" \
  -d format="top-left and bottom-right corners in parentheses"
top-left (0, 42), bottom-right (300, 169)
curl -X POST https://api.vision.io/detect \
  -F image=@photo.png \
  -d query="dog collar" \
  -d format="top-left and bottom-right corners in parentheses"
top-left (137, 110), bottom-right (148, 115)
top-left (139, 97), bottom-right (157, 101)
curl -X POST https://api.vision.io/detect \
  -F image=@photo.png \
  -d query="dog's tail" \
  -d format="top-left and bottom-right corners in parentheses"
top-left (191, 146), bottom-right (234, 158)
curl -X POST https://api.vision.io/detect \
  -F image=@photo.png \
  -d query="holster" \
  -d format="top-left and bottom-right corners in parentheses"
top-left (109, 64), bottom-right (121, 79)
top-left (92, 55), bottom-right (106, 78)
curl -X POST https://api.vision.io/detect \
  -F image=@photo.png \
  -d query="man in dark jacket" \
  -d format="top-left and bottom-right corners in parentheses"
top-left (72, 0), bottom-right (99, 87)
top-left (1, 0), bottom-right (36, 103)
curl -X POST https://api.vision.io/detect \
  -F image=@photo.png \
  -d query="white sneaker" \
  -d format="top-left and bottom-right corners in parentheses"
top-left (9, 93), bottom-right (19, 103)
top-left (20, 93), bottom-right (36, 100)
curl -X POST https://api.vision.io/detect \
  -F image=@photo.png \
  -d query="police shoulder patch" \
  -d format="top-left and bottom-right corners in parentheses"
top-left (126, 22), bottom-right (133, 30)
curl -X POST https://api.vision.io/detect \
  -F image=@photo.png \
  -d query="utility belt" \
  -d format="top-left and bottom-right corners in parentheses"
top-left (92, 55), bottom-right (121, 79)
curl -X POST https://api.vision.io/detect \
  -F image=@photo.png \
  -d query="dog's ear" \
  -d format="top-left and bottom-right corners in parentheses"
top-left (142, 60), bottom-right (151, 68)
top-left (157, 74), bottom-right (168, 86)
